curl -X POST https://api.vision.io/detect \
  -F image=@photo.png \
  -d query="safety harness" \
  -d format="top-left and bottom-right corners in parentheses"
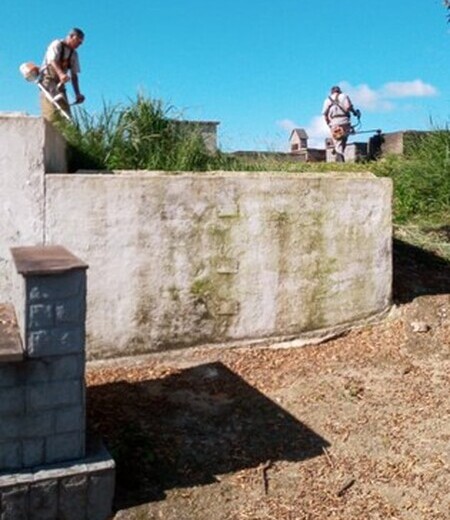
top-left (57, 41), bottom-right (74, 73)
top-left (42, 41), bottom-right (73, 84)
top-left (326, 95), bottom-right (350, 119)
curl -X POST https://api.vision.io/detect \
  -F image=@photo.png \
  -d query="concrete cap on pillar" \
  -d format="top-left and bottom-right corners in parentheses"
top-left (10, 245), bottom-right (88, 276)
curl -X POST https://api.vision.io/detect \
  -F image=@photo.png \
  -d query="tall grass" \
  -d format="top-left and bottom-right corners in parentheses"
top-left (61, 94), bottom-right (214, 172)
top-left (371, 128), bottom-right (450, 225)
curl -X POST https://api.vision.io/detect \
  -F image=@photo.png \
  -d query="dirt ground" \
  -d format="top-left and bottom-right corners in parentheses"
top-left (86, 239), bottom-right (449, 520)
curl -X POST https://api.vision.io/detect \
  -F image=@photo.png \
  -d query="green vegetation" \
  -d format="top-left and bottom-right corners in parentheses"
top-left (372, 129), bottom-right (450, 226)
top-left (371, 129), bottom-right (449, 260)
top-left (61, 95), bottom-right (449, 259)
top-left (61, 94), bottom-right (216, 171)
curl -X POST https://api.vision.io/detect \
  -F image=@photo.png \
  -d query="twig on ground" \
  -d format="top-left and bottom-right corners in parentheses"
top-left (322, 447), bottom-right (334, 468)
top-left (336, 478), bottom-right (355, 497)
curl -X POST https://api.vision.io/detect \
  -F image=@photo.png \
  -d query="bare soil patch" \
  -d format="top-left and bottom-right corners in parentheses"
top-left (86, 240), bottom-right (449, 519)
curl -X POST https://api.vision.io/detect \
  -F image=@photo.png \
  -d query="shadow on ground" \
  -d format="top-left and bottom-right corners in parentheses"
top-left (393, 238), bottom-right (450, 303)
top-left (87, 362), bottom-right (329, 509)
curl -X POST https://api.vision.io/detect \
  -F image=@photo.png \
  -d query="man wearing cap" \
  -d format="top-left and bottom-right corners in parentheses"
top-left (322, 86), bottom-right (360, 162)
top-left (40, 28), bottom-right (85, 121)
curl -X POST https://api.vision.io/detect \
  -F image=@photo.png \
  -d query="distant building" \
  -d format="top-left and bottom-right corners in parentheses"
top-left (174, 119), bottom-right (433, 162)
top-left (288, 128), bottom-right (326, 162)
top-left (289, 128), bottom-right (308, 153)
top-left (172, 120), bottom-right (220, 153)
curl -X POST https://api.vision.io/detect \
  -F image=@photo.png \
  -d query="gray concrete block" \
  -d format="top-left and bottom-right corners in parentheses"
top-left (0, 435), bottom-right (114, 520)
top-left (26, 331), bottom-right (51, 358)
top-left (0, 416), bottom-right (20, 439)
top-left (55, 406), bottom-right (84, 434)
top-left (0, 486), bottom-right (28, 520)
top-left (58, 475), bottom-right (87, 520)
top-left (55, 299), bottom-right (84, 325)
top-left (0, 441), bottom-right (21, 471)
top-left (28, 272), bottom-right (84, 302)
top-left (87, 471), bottom-right (115, 520)
top-left (51, 328), bottom-right (84, 355)
top-left (23, 359), bottom-right (51, 384)
top-left (27, 328), bottom-right (83, 358)
top-left (29, 480), bottom-right (58, 520)
top-left (0, 387), bottom-right (25, 415)
top-left (23, 438), bottom-right (45, 468)
top-left (23, 412), bottom-right (54, 437)
top-left (0, 365), bottom-right (19, 388)
top-left (28, 303), bottom-right (53, 330)
top-left (26, 380), bottom-right (82, 412)
top-left (25, 355), bottom-right (84, 383)
top-left (45, 432), bottom-right (84, 464)
top-left (50, 355), bottom-right (84, 381)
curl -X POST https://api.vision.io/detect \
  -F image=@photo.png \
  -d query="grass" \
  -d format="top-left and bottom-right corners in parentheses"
top-left (60, 94), bottom-right (370, 174)
top-left (61, 94), bottom-right (214, 172)
top-left (371, 129), bottom-right (450, 225)
top-left (394, 224), bottom-right (450, 261)
top-left (370, 128), bottom-right (450, 260)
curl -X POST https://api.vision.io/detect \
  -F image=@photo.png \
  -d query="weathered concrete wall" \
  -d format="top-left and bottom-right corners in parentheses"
top-left (45, 171), bottom-right (392, 359)
top-left (0, 116), bottom-right (45, 297)
top-left (0, 116), bottom-right (392, 360)
top-left (0, 115), bottom-right (66, 298)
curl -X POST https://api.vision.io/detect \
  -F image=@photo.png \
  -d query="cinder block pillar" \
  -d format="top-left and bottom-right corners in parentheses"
top-left (0, 246), bottom-right (88, 471)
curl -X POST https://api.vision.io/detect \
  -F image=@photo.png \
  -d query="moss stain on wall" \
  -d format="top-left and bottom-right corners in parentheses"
top-left (300, 208), bottom-right (339, 330)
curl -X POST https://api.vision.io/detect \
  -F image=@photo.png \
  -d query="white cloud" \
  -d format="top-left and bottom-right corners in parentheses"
top-left (339, 81), bottom-right (394, 112)
top-left (381, 80), bottom-right (438, 98)
top-left (338, 79), bottom-right (438, 112)
top-left (305, 116), bottom-right (329, 149)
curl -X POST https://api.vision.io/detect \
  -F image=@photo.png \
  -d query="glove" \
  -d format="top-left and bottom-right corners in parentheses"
top-left (354, 109), bottom-right (361, 119)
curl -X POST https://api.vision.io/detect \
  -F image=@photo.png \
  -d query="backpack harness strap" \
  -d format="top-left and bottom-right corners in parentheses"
top-left (58, 40), bottom-right (74, 72)
top-left (326, 95), bottom-right (350, 118)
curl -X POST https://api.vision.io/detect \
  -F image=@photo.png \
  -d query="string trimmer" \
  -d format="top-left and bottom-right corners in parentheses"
top-left (351, 128), bottom-right (382, 136)
top-left (19, 62), bottom-right (75, 121)
top-left (349, 112), bottom-right (382, 136)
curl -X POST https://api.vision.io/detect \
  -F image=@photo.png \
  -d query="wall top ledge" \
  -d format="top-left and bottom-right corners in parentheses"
top-left (0, 112), bottom-right (32, 118)
top-left (53, 170), bottom-right (378, 179)
top-left (11, 245), bottom-right (88, 276)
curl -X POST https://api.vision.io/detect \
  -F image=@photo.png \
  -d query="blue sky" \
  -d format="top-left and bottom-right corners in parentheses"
top-left (1, 0), bottom-right (449, 151)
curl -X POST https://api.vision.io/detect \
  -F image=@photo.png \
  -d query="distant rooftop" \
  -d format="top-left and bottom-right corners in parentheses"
top-left (289, 128), bottom-right (308, 140)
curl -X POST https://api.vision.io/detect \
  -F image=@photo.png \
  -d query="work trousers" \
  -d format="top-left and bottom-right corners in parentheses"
top-left (330, 123), bottom-right (352, 163)
top-left (39, 77), bottom-right (71, 122)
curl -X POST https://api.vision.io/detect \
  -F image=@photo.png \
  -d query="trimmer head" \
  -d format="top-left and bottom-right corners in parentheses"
top-left (19, 61), bottom-right (72, 121)
top-left (19, 62), bottom-right (41, 82)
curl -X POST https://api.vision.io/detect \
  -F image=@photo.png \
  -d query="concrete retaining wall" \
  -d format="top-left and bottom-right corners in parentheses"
top-left (0, 115), bottom-right (393, 360)
top-left (45, 171), bottom-right (392, 359)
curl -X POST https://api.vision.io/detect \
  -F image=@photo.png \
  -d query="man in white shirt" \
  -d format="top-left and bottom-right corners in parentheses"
top-left (40, 28), bottom-right (85, 121)
top-left (322, 86), bottom-right (360, 162)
